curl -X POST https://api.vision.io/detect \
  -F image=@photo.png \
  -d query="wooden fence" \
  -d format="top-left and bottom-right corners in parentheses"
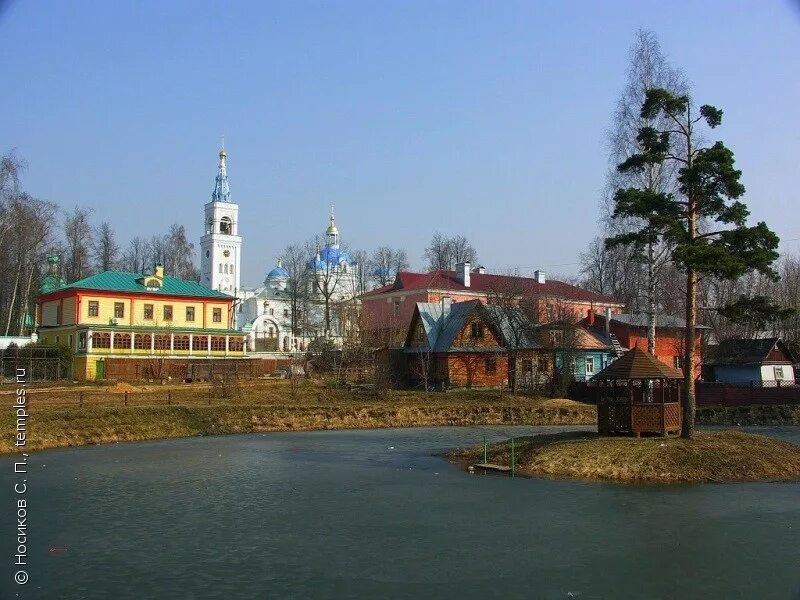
top-left (569, 381), bottom-right (800, 406)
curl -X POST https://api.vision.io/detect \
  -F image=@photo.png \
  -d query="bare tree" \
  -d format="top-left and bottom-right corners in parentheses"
top-left (63, 206), bottom-right (94, 282)
top-left (369, 246), bottom-right (409, 287)
top-left (306, 236), bottom-right (343, 338)
top-left (423, 232), bottom-right (477, 271)
top-left (164, 224), bottom-right (198, 280)
top-left (281, 243), bottom-right (310, 344)
top-left (92, 221), bottom-right (120, 272)
top-left (120, 236), bottom-right (148, 273)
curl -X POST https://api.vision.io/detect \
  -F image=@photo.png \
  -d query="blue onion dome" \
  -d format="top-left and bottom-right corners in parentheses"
top-left (310, 246), bottom-right (350, 269)
top-left (267, 266), bottom-right (289, 279)
top-left (267, 258), bottom-right (289, 279)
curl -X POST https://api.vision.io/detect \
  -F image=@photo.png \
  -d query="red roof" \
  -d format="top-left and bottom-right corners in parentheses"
top-left (361, 270), bottom-right (621, 305)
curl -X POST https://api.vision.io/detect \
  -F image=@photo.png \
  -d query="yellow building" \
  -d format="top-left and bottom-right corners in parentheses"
top-left (37, 266), bottom-right (246, 380)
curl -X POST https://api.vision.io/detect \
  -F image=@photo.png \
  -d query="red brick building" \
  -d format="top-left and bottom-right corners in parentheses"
top-left (585, 312), bottom-right (708, 378)
top-left (361, 263), bottom-right (623, 347)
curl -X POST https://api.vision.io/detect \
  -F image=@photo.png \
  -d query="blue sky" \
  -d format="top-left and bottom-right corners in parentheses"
top-left (2, 0), bottom-right (799, 286)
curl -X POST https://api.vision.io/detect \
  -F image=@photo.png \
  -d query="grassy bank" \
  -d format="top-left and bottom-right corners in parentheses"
top-left (2, 387), bottom-right (595, 453)
top-left (451, 430), bottom-right (800, 483)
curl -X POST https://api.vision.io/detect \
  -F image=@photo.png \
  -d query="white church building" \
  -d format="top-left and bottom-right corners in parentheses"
top-left (200, 147), bottom-right (366, 353)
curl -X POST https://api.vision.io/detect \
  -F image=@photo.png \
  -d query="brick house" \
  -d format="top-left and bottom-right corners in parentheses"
top-left (584, 311), bottom-right (708, 378)
top-left (362, 263), bottom-right (624, 347)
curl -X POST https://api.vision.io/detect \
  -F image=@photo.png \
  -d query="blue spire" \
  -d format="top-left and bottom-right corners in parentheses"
top-left (211, 147), bottom-right (232, 203)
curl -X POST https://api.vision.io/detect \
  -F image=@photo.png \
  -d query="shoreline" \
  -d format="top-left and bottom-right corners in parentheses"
top-left (1, 396), bottom-right (596, 454)
top-left (4, 386), bottom-right (799, 454)
top-left (450, 430), bottom-right (800, 484)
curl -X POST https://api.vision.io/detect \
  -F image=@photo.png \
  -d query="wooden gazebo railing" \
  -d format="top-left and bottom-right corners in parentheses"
top-left (592, 348), bottom-right (683, 437)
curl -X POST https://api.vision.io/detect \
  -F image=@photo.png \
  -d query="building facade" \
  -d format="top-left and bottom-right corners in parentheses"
top-left (37, 266), bottom-right (245, 380)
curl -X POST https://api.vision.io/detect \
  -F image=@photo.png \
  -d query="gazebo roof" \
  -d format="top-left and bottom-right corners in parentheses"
top-left (592, 348), bottom-right (684, 381)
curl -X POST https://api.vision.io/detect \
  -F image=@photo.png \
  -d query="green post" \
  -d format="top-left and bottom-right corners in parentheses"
top-left (511, 437), bottom-right (515, 478)
top-left (483, 436), bottom-right (487, 464)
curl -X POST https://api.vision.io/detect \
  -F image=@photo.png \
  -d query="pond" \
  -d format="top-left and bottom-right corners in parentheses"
top-left (2, 426), bottom-right (799, 599)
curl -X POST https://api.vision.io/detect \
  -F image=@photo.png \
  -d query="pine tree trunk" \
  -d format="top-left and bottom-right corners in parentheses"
top-left (682, 266), bottom-right (697, 438)
top-left (647, 243), bottom-right (657, 355)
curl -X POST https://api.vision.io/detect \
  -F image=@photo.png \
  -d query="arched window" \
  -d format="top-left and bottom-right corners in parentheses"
top-left (207, 218), bottom-right (214, 235)
top-left (224, 264), bottom-right (228, 274)
top-left (220, 217), bottom-right (232, 234)
top-left (218, 263), bottom-right (223, 274)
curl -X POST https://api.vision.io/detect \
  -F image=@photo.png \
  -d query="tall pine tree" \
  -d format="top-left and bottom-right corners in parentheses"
top-left (607, 88), bottom-right (781, 438)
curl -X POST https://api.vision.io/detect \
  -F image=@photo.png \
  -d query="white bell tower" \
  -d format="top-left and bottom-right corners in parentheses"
top-left (200, 147), bottom-right (242, 294)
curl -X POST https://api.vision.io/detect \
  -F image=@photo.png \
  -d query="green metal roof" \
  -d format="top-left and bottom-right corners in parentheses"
top-left (52, 271), bottom-right (232, 299)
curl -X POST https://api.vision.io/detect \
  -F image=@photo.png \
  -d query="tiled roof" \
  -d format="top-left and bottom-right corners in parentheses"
top-left (362, 270), bottom-right (621, 305)
top-left (45, 271), bottom-right (232, 300)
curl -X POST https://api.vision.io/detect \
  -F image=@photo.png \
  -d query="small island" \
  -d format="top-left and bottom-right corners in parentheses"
top-left (451, 429), bottom-right (800, 484)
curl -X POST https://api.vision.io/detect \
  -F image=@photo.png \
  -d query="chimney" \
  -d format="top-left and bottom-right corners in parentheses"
top-left (605, 307), bottom-right (612, 335)
top-left (455, 262), bottom-right (471, 287)
top-left (587, 308), bottom-right (595, 326)
top-left (441, 296), bottom-right (452, 320)
top-left (154, 264), bottom-right (165, 280)
top-left (534, 270), bottom-right (546, 284)
top-left (472, 265), bottom-right (485, 274)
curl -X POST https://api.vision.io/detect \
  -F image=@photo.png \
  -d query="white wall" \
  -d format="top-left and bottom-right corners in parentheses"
top-left (761, 364), bottom-right (795, 383)
top-left (0, 334), bottom-right (38, 350)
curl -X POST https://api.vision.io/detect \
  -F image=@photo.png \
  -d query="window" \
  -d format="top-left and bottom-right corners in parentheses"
top-left (585, 357), bottom-right (595, 375)
top-left (92, 332), bottom-right (111, 349)
top-left (393, 301), bottom-right (400, 317)
top-left (143, 304), bottom-right (154, 320)
top-left (268, 308), bottom-right (274, 316)
top-left (174, 335), bottom-right (190, 350)
top-left (485, 357), bottom-right (497, 374)
top-left (210, 336), bottom-right (226, 351)
top-left (774, 366), bottom-right (785, 380)
top-left (88, 301), bottom-right (99, 317)
top-left (570, 357), bottom-right (577, 372)
top-left (134, 334), bottom-right (152, 350)
top-left (220, 217), bottom-right (232, 234)
top-left (284, 309), bottom-right (289, 317)
top-left (78, 332), bottom-right (87, 350)
top-left (154, 334), bottom-right (170, 350)
top-left (163, 305), bottom-right (173, 321)
top-left (674, 356), bottom-right (685, 370)
top-left (224, 264), bottom-right (228, 274)
top-left (213, 308), bottom-right (222, 323)
top-left (186, 306), bottom-right (195, 322)
top-left (470, 322), bottom-right (484, 340)
top-left (192, 336), bottom-right (208, 351)
top-left (229, 337), bottom-right (244, 352)
top-left (115, 333), bottom-right (131, 350)
top-left (114, 302), bottom-right (125, 319)
top-left (549, 330), bottom-right (563, 346)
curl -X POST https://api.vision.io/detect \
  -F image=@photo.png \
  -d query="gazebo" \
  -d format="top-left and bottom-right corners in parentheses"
top-left (592, 348), bottom-right (684, 437)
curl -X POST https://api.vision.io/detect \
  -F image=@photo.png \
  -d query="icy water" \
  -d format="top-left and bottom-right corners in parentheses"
top-left (2, 426), bottom-right (799, 600)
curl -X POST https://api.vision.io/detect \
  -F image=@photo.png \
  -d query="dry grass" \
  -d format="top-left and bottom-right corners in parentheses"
top-left (1, 387), bottom-right (596, 453)
top-left (452, 430), bottom-right (800, 483)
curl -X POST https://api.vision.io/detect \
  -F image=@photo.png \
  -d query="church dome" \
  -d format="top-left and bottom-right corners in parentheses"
top-left (312, 246), bottom-right (349, 269)
top-left (267, 266), bottom-right (289, 279)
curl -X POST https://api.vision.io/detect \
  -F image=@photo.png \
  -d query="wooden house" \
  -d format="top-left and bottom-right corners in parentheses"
top-left (401, 300), bottom-right (613, 389)
top-left (703, 338), bottom-right (796, 384)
